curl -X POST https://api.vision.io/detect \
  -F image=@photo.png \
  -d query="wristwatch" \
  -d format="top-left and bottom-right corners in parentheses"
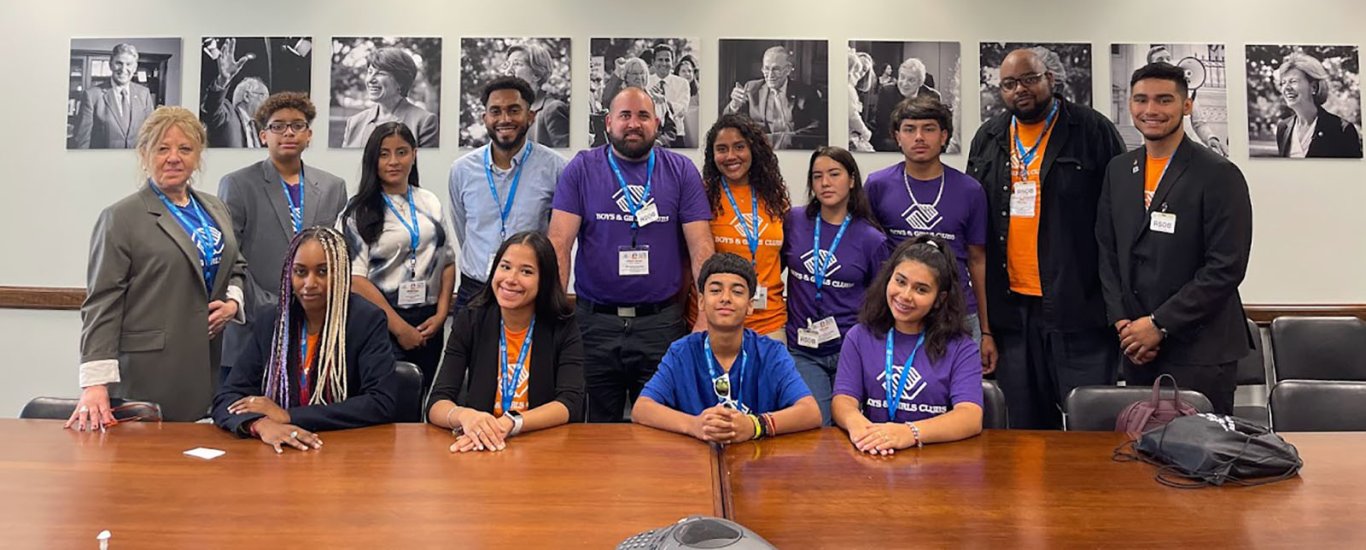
top-left (1150, 315), bottom-right (1169, 339)
top-left (506, 410), bottom-right (525, 437)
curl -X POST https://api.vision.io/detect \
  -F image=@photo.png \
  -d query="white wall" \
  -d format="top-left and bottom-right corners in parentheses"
top-left (3, 0), bottom-right (1364, 415)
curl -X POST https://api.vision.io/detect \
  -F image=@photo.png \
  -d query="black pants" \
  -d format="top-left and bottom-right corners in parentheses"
top-left (1125, 360), bottom-right (1237, 416)
top-left (393, 304), bottom-right (445, 400)
top-left (995, 296), bottom-right (1119, 430)
top-left (577, 302), bottom-right (686, 422)
top-left (453, 274), bottom-right (486, 313)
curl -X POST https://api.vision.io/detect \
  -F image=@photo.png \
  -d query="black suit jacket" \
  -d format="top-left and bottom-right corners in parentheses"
top-left (213, 293), bottom-right (400, 434)
top-left (426, 304), bottom-right (585, 421)
top-left (1097, 136), bottom-right (1255, 365)
top-left (1275, 107), bottom-right (1363, 158)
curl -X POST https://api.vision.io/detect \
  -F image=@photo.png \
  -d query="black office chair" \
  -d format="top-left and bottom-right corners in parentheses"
top-left (980, 380), bottom-right (1008, 429)
top-left (1269, 380), bottom-right (1366, 432)
top-left (1062, 386), bottom-right (1213, 431)
top-left (1269, 316), bottom-right (1366, 381)
top-left (1233, 318), bottom-right (1270, 424)
top-left (394, 361), bottom-right (424, 423)
top-left (20, 397), bottom-right (162, 422)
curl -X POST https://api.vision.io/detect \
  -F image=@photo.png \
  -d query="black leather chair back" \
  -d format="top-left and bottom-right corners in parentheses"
top-left (1270, 317), bottom-right (1366, 381)
top-left (1270, 380), bottom-right (1366, 432)
top-left (394, 361), bottom-right (424, 422)
top-left (981, 380), bottom-right (1008, 429)
top-left (1236, 318), bottom-right (1267, 386)
top-left (20, 397), bottom-right (162, 422)
top-left (1063, 386), bottom-right (1213, 431)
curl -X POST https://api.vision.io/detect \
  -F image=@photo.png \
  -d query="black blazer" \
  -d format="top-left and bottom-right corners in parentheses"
top-left (1275, 107), bottom-right (1363, 159)
top-left (1097, 137), bottom-right (1255, 365)
top-left (966, 96), bottom-right (1127, 332)
top-left (426, 304), bottom-right (585, 421)
top-left (213, 293), bottom-right (400, 435)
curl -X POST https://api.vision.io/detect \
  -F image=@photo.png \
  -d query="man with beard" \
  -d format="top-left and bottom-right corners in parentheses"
top-left (449, 76), bottom-right (568, 311)
top-left (966, 48), bottom-right (1125, 430)
top-left (1097, 63), bottom-right (1253, 415)
top-left (549, 86), bottom-right (715, 422)
top-left (73, 43), bottom-right (154, 149)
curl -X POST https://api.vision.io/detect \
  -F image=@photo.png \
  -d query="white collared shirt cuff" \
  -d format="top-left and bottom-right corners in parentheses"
top-left (227, 285), bottom-right (246, 324)
top-left (80, 359), bottom-right (120, 387)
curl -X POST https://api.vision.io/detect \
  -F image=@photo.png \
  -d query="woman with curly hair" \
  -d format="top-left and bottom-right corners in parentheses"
top-left (686, 114), bottom-right (791, 340)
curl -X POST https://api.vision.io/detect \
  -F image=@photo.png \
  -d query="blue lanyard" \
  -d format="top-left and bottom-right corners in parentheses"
top-left (149, 182), bottom-right (216, 290)
top-left (298, 319), bottom-right (312, 402)
top-left (381, 187), bottom-right (421, 275)
top-left (1011, 99), bottom-right (1059, 180)
top-left (720, 179), bottom-right (761, 264)
top-left (605, 147), bottom-right (655, 230)
top-left (812, 214), bottom-right (851, 302)
top-left (499, 316), bottom-right (536, 414)
top-left (483, 143), bottom-right (534, 240)
top-left (704, 333), bottom-right (747, 411)
top-left (281, 166), bottom-right (305, 234)
top-left (884, 331), bottom-right (926, 421)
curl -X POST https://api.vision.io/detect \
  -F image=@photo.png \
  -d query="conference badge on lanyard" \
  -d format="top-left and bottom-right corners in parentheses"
top-left (884, 331), bottom-right (925, 421)
top-left (384, 188), bottom-right (428, 306)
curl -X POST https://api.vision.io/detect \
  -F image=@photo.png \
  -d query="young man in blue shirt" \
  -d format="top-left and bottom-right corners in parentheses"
top-left (633, 253), bottom-right (820, 443)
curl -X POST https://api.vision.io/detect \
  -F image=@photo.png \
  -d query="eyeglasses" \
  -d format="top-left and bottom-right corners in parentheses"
top-left (266, 121), bottom-right (310, 134)
top-left (1000, 72), bottom-right (1047, 92)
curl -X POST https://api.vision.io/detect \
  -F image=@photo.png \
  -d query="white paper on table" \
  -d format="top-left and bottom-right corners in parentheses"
top-left (183, 447), bottom-right (226, 460)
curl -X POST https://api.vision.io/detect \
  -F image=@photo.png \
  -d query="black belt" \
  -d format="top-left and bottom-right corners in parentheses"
top-left (581, 299), bottom-right (673, 318)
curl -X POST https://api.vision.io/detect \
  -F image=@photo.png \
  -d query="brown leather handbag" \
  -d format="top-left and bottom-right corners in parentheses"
top-left (1116, 374), bottom-right (1200, 439)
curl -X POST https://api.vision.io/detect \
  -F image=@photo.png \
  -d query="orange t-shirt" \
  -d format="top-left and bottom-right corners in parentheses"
top-left (1006, 118), bottom-right (1056, 297)
top-left (493, 325), bottom-right (531, 416)
top-left (688, 183), bottom-right (786, 335)
top-left (1144, 156), bottom-right (1170, 209)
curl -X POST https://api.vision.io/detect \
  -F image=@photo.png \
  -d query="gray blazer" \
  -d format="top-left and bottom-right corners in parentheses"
top-left (217, 160), bottom-right (347, 368)
top-left (80, 185), bottom-right (247, 421)
top-left (72, 82), bottom-right (154, 149)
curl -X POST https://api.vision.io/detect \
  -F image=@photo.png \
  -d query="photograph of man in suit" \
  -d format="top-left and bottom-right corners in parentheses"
top-left (723, 46), bottom-right (826, 149)
top-left (1097, 62), bottom-right (1254, 415)
top-left (202, 38), bottom-right (269, 148)
top-left (72, 43), bottom-right (153, 149)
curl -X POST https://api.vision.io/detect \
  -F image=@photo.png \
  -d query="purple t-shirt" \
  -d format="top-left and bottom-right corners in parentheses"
top-left (833, 323), bottom-right (983, 423)
top-left (782, 206), bottom-right (890, 356)
top-left (552, 146), bottom-right (711, 304)
top-left (865, 162), bottom-right (987, 312)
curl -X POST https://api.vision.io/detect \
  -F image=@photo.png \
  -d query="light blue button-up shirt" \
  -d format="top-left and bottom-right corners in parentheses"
top-left (448, 140), bottom-right (567, 282)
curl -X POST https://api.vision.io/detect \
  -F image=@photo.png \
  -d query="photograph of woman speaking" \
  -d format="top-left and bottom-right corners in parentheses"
top-left (426, 231), bottom-right (584, 453)
top-left (70, 105), bottom-right (247, 427)
top-left (213, 227), bottom-right (400, 453)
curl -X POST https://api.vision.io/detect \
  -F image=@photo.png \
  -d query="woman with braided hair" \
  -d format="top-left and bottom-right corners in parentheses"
top-left (213, 226), bottom-right (401, 453)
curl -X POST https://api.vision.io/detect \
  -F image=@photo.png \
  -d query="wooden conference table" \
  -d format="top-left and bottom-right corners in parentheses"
top-left (2, 421), bottom-right (1362, 548)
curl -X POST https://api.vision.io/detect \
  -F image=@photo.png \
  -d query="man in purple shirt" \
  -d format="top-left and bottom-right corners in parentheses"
top-left (548, 86), bottom-right (715, 422)
top-left (864, 96), bottom-right (996, 373)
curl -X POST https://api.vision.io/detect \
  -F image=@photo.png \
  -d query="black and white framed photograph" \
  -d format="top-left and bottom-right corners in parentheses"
top-left (68, 37), bottom-right (182, 149)
top-left (589, 38), bottom-right (700, 149)
top-left (1246, 44), bottom-right (1362, 159)
top-left (200, 36), bottom-right (312, 148)
top-left (459, 37), bottom-right (571, 148)
top-left (329, 36), bottom-right (442, 149)
top-left (1112, 43), bottom-right (1230, 157)
top-left (717, 38), bottom-right (828, 150)
top-left (979, 42), bottom-right (1092, 122)
top-left (848, 40), bottom-right (961, 153)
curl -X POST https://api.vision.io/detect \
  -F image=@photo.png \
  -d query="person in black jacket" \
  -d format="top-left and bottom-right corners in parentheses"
top-left (1098, 63), bottom-right (1254, 415)
top-left (426, 231), bottom-right (585, 453)
top-left (214, 227), bottom-right (400, 452)
top-left (965, 48), bottom-right (1126, 429)
top-left (1272, 52), bottom-right (1363, 159)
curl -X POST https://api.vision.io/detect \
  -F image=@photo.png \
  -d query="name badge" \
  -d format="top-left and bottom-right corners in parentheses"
top-left (618, 246), bottom-right (650, 276)
top-left (634, 202), bottom-right (660, 227)
top-left (397, 280), bottom-right (428, 306)
top-left (797, 316), bottom-right (841, 348)
top-left (1010, 182), bottom-right (1037, 218)
top-left (752, 285), bottom-right (768, 310)
top-left (1150, 211), bottom-right (1177, 234)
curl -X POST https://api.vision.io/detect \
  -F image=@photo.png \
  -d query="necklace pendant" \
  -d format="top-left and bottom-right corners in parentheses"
top-left (713, 376), bottom-right (730, 396)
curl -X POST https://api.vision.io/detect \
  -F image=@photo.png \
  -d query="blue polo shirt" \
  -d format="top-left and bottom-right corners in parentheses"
top-left (640, 329), bottom-right (812, 416)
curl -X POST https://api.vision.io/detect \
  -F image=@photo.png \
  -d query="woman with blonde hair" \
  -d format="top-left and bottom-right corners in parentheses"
top-left (70, 106), bottom-right (247, 427)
